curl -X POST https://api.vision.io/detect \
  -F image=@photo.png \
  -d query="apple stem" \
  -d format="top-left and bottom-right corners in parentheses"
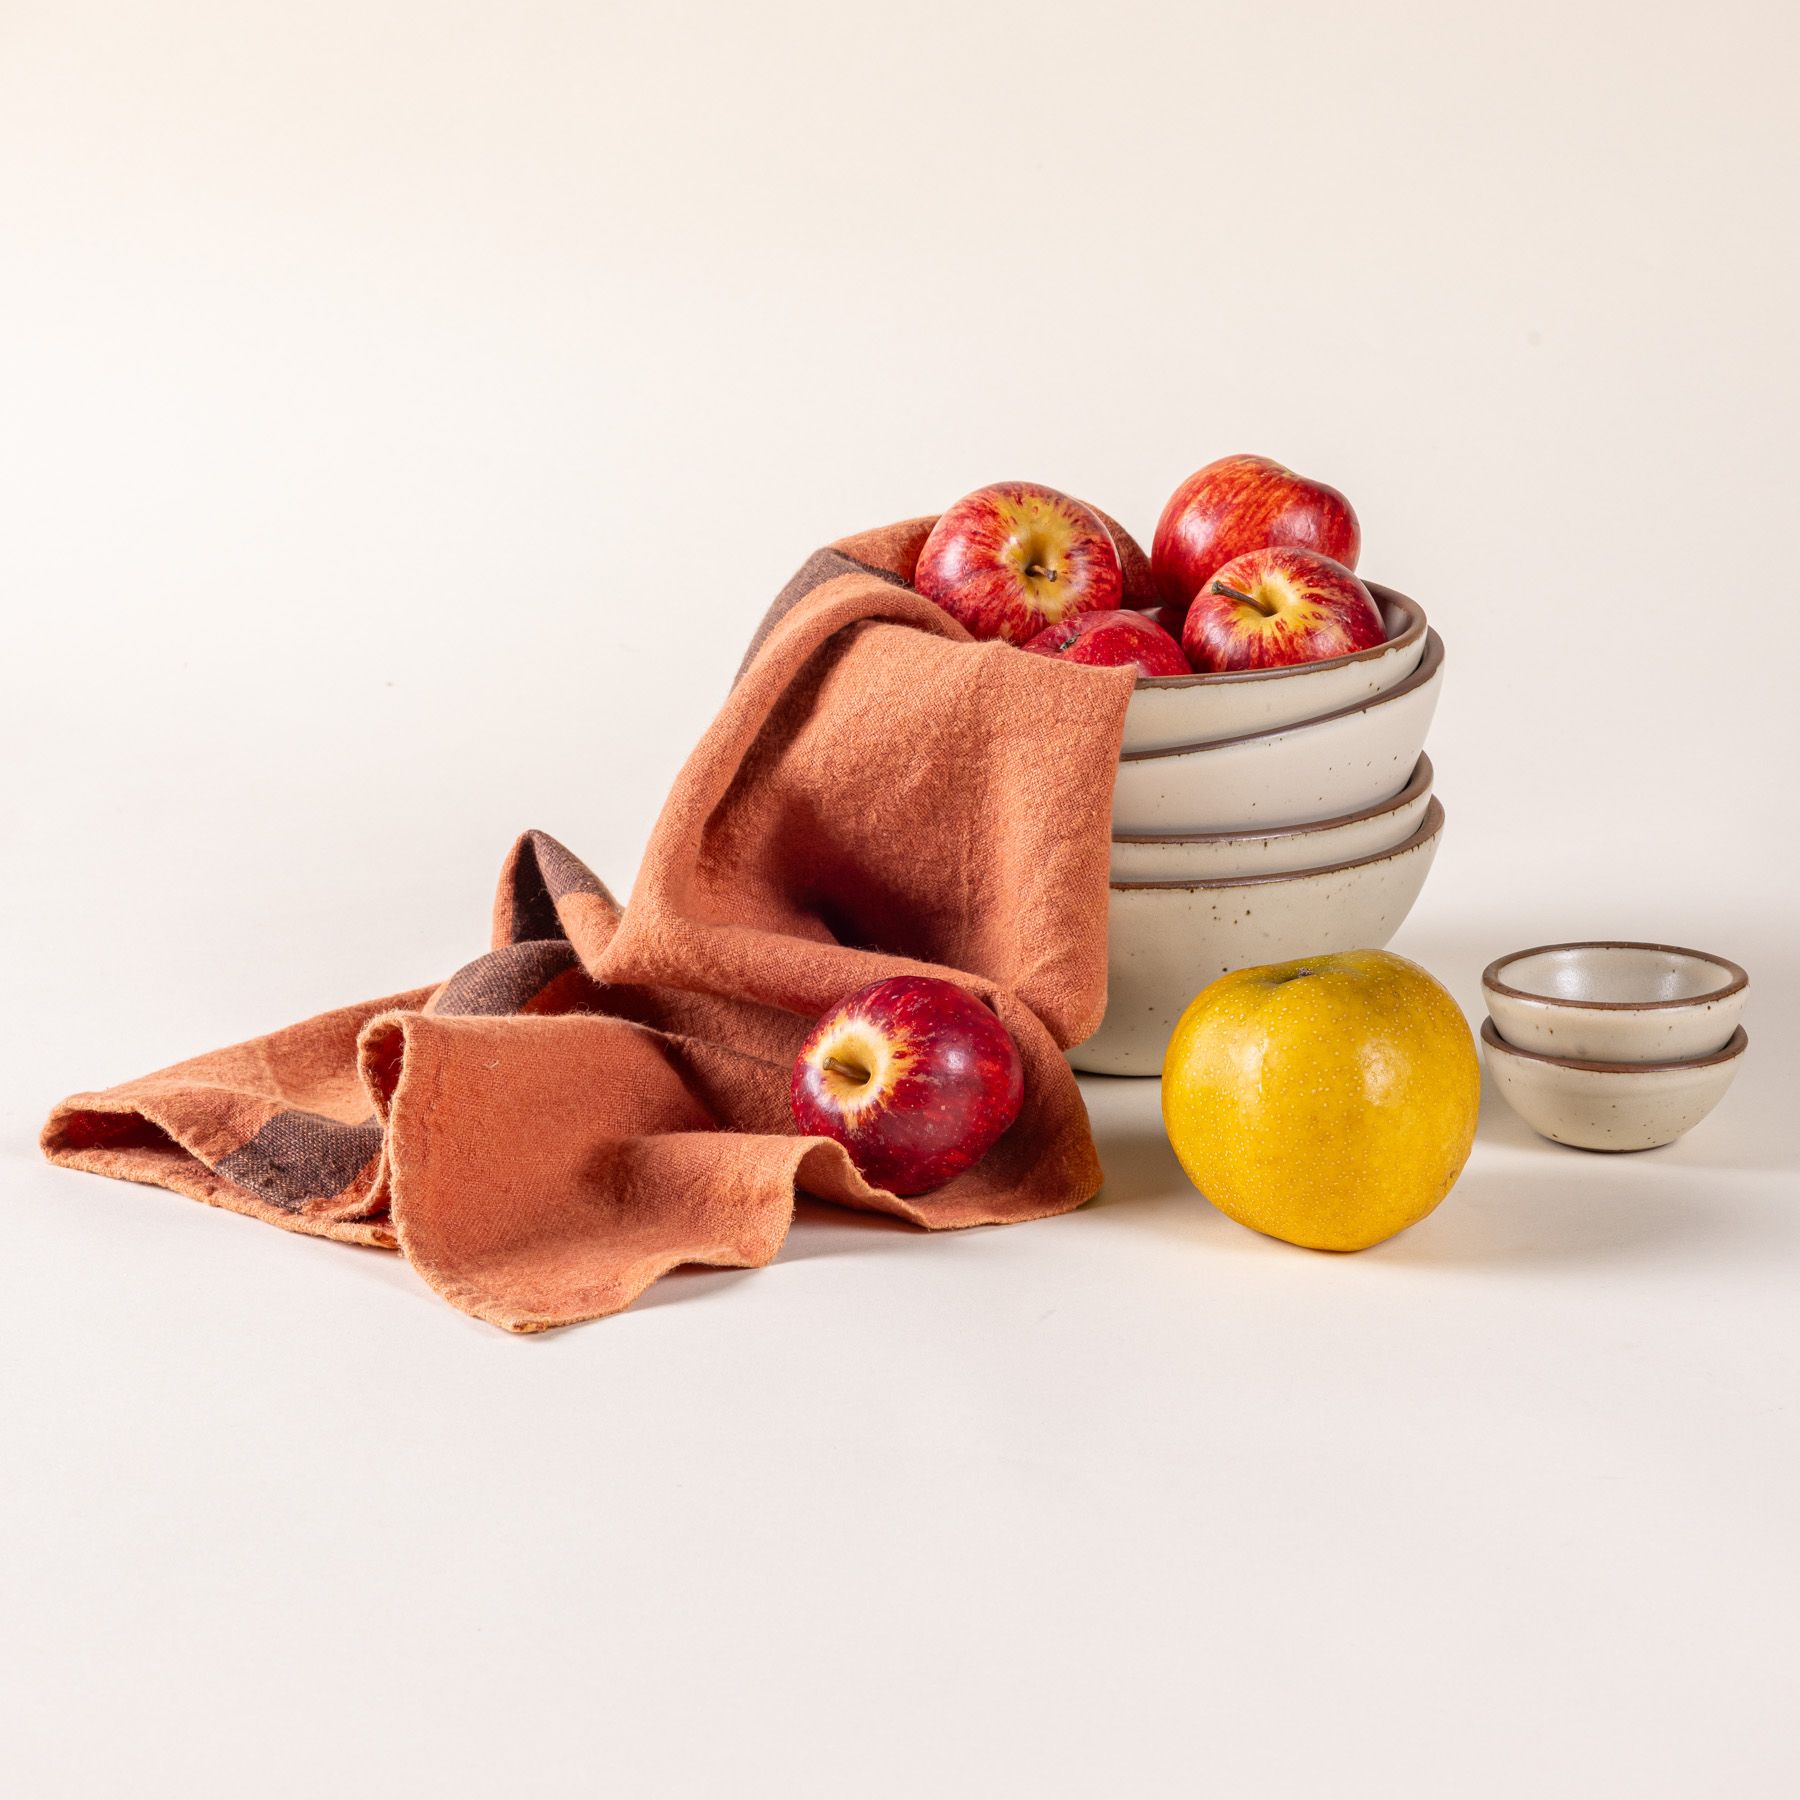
top-left (823, 1055), bottom-right (870, 1085)
top-left (1212, 580), bottom-right (1276, 617)
top-left (1025, 564), bottom-right (1057, 582)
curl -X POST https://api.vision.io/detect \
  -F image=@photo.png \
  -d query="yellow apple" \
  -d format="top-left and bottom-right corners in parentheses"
top-left (1161, 949), bottom-right (1479, 1251)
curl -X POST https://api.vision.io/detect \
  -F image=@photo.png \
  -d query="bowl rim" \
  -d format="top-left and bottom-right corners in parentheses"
top-left (1481, 941), bottom-right (1749, 1012)
top-left (1117, 630), bottom-right (1444, 765)
top-left (1480, 1016), bottom-right (1748, 1075)
top-left (1113, 754), bottom-right (1433, 847)
top-left (1130, 581), bottom-right (1425, 691)
top-left (1110, 797), bottom-right (1443, 893)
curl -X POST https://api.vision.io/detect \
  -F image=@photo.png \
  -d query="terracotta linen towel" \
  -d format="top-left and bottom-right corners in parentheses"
top-left (42, 518), bottom-right (1136, 1330)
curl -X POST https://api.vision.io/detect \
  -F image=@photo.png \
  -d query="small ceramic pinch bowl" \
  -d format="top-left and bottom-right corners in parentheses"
top-left (1111, 630), bottom-right (1444, 836)
top-left (1111, 755), bottom-right (1434, 884)
top-left (1071, 798), bottom-right (1446, 1077)
top-left (1480, 1019), bottom-right (1748, 1152)
top-left (1482, 941), bottom-right (1749, 1063)
top-left (1123, 585), bottom-right (1428, 754)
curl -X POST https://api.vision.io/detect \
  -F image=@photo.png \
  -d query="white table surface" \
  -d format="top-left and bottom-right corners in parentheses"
top-left (4, 3), bottom-right (1797, 1794)
top-left (6, 897), bottom-right (1795, 1799)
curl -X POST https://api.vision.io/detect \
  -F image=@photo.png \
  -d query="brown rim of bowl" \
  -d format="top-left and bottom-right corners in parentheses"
top-left (1480, 1017), bottom-right (1748, 1074)
top-left (1110, 797), bottom-right (1443, 893)
top-left (1117, 630), bottom-right (1444, 764)
top-left (1113, 755), bottom-right (1433, 847)
top-left (1481, 942), bottom-right (1750, 1012)
top-left (1130, 582), bottom-right (1425, 690)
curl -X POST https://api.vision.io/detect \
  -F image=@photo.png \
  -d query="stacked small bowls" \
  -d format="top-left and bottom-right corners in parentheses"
top-left (1072, 585), bottom-right (1447, 1076)
top-left (1479, 942), bottom-right (1749, 1150)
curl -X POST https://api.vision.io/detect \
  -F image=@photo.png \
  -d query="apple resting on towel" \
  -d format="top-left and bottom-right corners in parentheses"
top-left (1181, 545), bottom-right (1385, 672)
top-left (914, 481), bottom-right (1123, 644)
top-left (1023, 607), bottom-right (1191, 677)
top-left (791, 976), bottom-right (1025, 1196)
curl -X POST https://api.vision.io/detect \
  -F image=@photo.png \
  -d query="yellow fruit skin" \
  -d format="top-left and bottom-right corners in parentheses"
top-left (1160, 949), bottom-right (1480, 1252)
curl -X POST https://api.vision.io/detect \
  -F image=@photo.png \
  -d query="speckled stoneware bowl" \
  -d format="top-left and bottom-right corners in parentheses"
top-left (1480, 1019), bottom-right (1748, 1151)
top-left (1110, 756), bottom-right (1433, 884)
top-left (1070, 798), bottom-right (1445, 1077)
top-left (1122, 584), bottom-right (1428, 754)
top-left (1110, 631), bottom-right (1444, 836)
top-left (1481, 941), bottom-right (1749, 1063)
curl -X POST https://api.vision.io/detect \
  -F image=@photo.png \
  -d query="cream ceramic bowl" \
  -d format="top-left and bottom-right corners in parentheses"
top-left (1070, 798), bottom-right (1446, 1077)
top-left (1481, 1019), bottom-right (1748, 1152)
top-left (1111, 631), bottom-right (1444, 836)
top-left (1110, 756), bottom-right (1434, 884)
top-left (1123, 585), bottom-right (1428, 754)
top-left (1481, 941), bottom-right (1748, 1063)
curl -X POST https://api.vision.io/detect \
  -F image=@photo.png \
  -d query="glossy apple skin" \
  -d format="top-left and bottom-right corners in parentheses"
top-left (1181, 546), bottom-right (1385, 672)
top-left (1089, 506), bottom-right (1158, 609)
top-left (1023, 608), bottom-right (1191, 677)
top-left (1152, 455), bottom-right (1361, 614)
top-left (915, 482), bottom-right (1123, 644)
top-left (791, 976), bottom-right (1025, 1196)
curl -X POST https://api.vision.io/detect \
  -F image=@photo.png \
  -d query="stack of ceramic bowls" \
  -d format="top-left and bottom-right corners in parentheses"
top-left (1479, 942), bottom-right (1749, 1150)
top-left (1072, 584), bottom-right (1446, 1076)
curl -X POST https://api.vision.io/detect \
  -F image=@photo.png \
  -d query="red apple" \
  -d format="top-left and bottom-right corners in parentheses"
top-left (1089, 506), bottom-right (1159, 609)
top-left (1181, 546), bottom-right (1384, 672)
top-left (1023, 607), bottom-right (1191, 677)
top-left (1152, 454), bottom-right (1361, 615)
top-left (1141, 602), bottom-right (1193, 644)
top-left (915, 481), bottom-right (1123, 644)
top-left (790, 975), bottom-right (1024, 1196)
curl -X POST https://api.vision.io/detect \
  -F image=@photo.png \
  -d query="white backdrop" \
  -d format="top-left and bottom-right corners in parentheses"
top-left (4, 3), bottom-right (1798, 1795)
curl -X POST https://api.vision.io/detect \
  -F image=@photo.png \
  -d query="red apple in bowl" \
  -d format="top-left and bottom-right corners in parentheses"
top-left (790, 975), bottom-right (1024, 1196)
top-left (1140, 602), bottom-right (1193, 644)
top-left (1152, 454), bottom-right (1361, 615)
top-left (915, 481), bottom-right (1123, 644)
top-left (1181, 546), bottom-right (1385, 672)
top-left (1089, 506), bottom-right (1159, 610)
top-left (1023, 607), bottom-right (1191, 677)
